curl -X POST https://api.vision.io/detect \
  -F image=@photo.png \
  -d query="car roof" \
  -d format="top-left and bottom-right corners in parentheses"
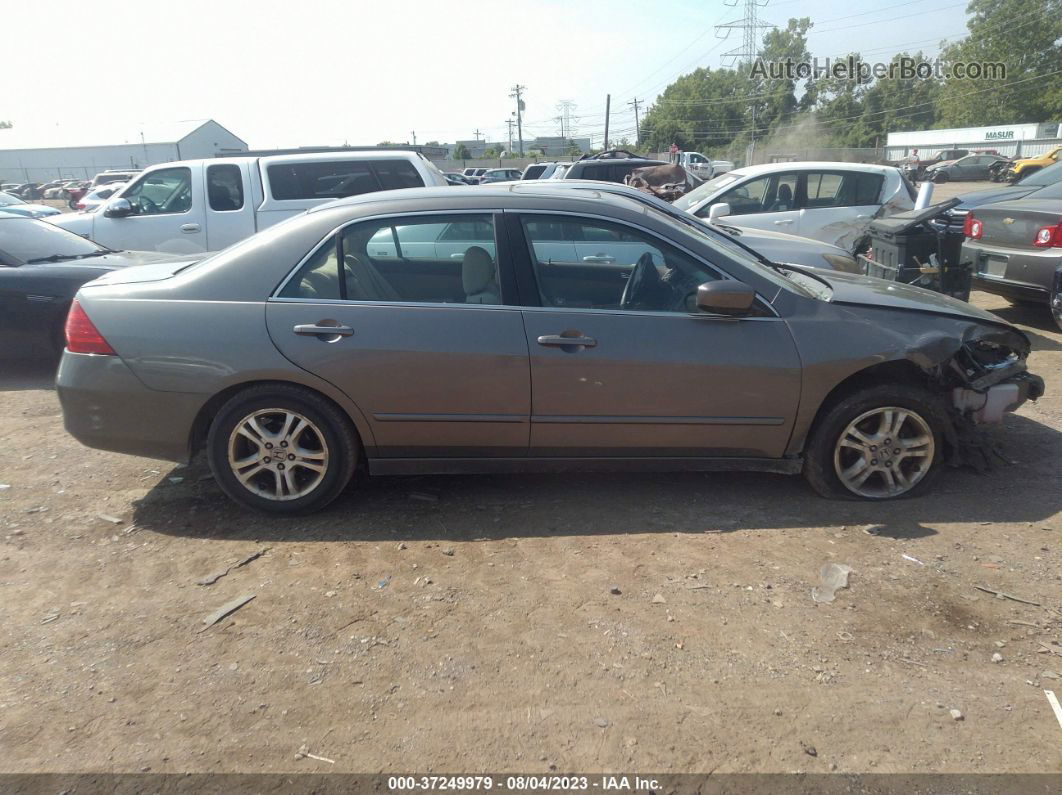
top-left (310, 184), bottom-right (652, 217)
top-left (726, 161), bottom-right (898, 177)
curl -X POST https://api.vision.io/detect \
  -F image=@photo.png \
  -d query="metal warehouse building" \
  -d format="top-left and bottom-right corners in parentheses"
top-left (0, 119), bottom-right (248, 183)
top-left (885, 122), bottom-right (1061, 161)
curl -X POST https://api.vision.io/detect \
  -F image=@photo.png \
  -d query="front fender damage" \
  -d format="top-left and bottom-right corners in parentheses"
top-left (904, 323), bottom-right (1044, 470)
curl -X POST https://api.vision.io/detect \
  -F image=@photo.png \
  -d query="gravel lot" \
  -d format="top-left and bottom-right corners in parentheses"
top-left (2, 185), bottom-right (1061, 775)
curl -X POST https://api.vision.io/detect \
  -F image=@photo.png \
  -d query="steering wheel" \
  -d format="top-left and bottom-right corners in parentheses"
top-left (620, 252), bottom-right (658, 310)
top-left (136, 196), bottom-right (159, 214)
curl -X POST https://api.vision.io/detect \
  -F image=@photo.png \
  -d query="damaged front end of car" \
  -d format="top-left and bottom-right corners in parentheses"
top-left (915, 323), bottom-right (1044, 468)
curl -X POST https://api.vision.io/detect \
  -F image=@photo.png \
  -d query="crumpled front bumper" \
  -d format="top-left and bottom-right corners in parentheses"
top-left (953, 371), bottom-right (1045, 423)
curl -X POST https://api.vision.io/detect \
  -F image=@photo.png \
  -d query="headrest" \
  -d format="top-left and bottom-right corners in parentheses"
top-left (462, 246), bottom-right (494, 294)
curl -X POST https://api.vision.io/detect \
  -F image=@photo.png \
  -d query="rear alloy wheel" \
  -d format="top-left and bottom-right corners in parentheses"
top-left (207, 385), bottom-right (357, 514)
top-left (804, 385), bottom-right (945, 500)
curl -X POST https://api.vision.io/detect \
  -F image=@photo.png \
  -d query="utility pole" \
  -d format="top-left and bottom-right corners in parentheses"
top-left (627, 98), bottom-right (642, 146)
top-left (603, 94), bottom-right (611, 151)
top-left (556, 100), bottom-right (577, 140)
top-left (410, 130), bottom-right (416, 146)
top-left (473, 128), bottom-right (484, 142)
top-left (505, 117), bottom-right (515, 154)
top-left (715, 0), bottom-right (775, 166)
top-left (509, 84), bottom-right (526, 156)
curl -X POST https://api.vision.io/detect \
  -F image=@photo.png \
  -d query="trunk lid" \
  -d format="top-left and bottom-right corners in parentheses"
top-left (973, 199), bottom-right (1062, 249)
top-left (83, 257), bottom-right (199, 286)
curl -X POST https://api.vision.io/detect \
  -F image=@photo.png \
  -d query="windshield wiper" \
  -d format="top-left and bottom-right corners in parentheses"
top-left (25, 252), bottom-right (102, 264)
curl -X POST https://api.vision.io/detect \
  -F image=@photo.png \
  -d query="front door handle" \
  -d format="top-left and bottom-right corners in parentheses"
top-left (773, 219), bottom-right (794, 226)
top-left (582, 255), bottom-right (616, 264)
top-left (537, 332), bottom-right (597, 351)
top-left (180, 223), bottom-right (201, 233)
top-left (294, 323), bottom-right (354, 338)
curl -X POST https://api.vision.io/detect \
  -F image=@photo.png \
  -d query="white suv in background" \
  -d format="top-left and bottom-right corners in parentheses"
top-left (673, 162), bottom-right (915, 251)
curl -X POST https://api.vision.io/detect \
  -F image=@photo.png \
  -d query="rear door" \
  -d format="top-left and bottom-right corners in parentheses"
top-left (266, 211), bottom-right (530, 458)
top-left (204, 161), bottom-right (254, 251)
top-left (799, 169), bottom-right (884, 250)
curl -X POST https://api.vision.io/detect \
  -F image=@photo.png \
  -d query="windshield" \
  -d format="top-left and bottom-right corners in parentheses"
top-left (620, 194), bottom-right (820, 299)
top-left (0, 218), bottom-right (108, 265)
top-left (0, 192), bottom-right (26, 206)
top-left (1018, 160), bottom-right (1062, 187)
top-left (671, 173), bottom-right (741, 210)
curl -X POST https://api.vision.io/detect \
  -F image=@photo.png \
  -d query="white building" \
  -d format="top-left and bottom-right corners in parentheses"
top-left (885, 122), bottom-right (1061, 161)
top-left (0, 119), bottom-right (247, 182)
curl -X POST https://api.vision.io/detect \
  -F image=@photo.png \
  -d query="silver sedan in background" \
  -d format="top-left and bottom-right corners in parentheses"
top-left (58, 187), bottom-right (1042, 514)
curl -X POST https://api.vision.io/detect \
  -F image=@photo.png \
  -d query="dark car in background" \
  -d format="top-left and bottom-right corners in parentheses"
top-left (0, 216), bottom-right (190, 354)
top-left (56, 186), bottom-right (1041, 515)
top-left (960, 179), bottom-right (1062, 329)
top-left (561, 150), bottom-right (670, 183)
top-left (926, 153), bottom-right (1009, 183)
top-left (928, 161), bottom-right (1062, 246)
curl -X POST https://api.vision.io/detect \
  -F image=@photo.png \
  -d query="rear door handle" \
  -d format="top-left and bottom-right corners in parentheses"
top-left (293, 323), bottom-right (354, 337)
top-left (773, 219), bottom-right (794, 226)
top-left (537, 333), bottom-right (597, 349)
top-left (180, 223), bottom-right (201, 233)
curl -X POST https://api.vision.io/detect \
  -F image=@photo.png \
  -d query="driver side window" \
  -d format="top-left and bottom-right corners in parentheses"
top-left (521, 215), bottom-right (719, 313)
top-left (121, 167), bottom-right (193, 216)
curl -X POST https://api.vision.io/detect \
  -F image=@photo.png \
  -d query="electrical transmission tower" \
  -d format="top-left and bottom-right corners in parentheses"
top-left (715, 0), bottom-right (775, 166)
top-left (555, 100), bottom-right (578, 139)
top-left (714, 0), bottom-right (774, 67)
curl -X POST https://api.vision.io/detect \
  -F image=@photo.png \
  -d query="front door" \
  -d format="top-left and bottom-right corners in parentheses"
top-left (515, 214), bottom-right (802, 458)
top-left (701, 171), bottom-right (803, 234)
top-left (93, 165), bottom-right (206, 254)
top-left (266, 212), bottom-right (530, 458)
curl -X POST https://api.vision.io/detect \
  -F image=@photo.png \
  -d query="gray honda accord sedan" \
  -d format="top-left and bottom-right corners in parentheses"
top-left (57, 186), bottom-right (1044, 514)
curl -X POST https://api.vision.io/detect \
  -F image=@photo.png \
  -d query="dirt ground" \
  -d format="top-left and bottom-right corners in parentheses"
top-left (2, 192), bottom-right (1062, 776)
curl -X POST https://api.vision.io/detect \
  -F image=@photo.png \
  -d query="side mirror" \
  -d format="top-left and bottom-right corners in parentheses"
top-left (707, 202), bottom-right (731, 223)
top-left (103, 198), bottom-right (132, 218)
top-left (696, 280), bottom-right (756, 316)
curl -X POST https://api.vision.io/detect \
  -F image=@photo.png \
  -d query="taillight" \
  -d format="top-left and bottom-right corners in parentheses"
top-left (65, 300), bottom-right (115, 355)
top-left (1033, 221), bottom-right (1062, 247)
top-left (963, 214), bottom-right (982, 239)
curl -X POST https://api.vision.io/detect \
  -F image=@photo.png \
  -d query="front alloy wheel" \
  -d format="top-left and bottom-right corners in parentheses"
top-left (833, 407), bottom-right (935, 498)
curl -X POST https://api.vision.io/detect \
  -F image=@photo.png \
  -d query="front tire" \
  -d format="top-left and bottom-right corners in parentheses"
top-left (206, 384), bottom-right (358, 514)
top-left (804, 384), bottom-right (946, 500)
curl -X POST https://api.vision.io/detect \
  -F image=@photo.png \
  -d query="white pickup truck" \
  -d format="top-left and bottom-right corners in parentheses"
top-left (677, 152), bottom-right (734, 180)
top-left (51, 151), bottom-right (449, 254)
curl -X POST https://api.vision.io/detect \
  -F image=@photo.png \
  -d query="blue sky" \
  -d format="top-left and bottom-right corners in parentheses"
top-left (5, 0), bottom-right (972, 148)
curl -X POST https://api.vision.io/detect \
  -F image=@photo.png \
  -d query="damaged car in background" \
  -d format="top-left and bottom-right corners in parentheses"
top-left (57, 186), bottom-right (1043, 514)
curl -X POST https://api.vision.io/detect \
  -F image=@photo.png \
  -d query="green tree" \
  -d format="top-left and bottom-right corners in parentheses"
top-left (935, 0), bottom-right (1062, 126)
top-left (452, 143), bottom-right (470, 160)
top-left (0, 121), bottom-right (11, 129)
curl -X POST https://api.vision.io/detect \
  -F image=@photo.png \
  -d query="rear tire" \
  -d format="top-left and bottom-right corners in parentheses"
top-left (206, 384), bottom-right (358, 514)
top-left (804, 384), bottom-right (946, 500)
top-left (932, 171), bottom-right (949, 183)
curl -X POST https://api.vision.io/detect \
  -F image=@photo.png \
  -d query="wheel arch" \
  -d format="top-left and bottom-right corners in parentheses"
top-left (796, 359), bottom-right (941, 455)
top-left (188, 379), bottom-right (371, 465)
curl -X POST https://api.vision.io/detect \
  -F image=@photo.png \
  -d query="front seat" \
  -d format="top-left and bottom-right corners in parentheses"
top-left (772, 183), bottom-right (793, 211)
top-left (462, 246), bottom-right (499, 304)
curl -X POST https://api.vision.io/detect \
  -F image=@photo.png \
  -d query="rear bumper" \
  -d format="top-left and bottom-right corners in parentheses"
top-left (57, 351), bottom-right (206, 463)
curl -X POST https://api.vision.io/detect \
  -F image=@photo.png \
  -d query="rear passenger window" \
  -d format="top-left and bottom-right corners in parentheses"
top-left (207, 164), bottom-right (244, 211)
top-left (267, 161), bottom-right (381, 200)
top-left (278, 215), bottom-right (500, 305)
top-left (373, 160), bottom-right (424, 190)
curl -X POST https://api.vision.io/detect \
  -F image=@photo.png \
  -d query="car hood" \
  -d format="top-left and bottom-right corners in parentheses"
top-left (0, 203), bottom-right (60, 217)
top-left (951, 184), bottom-right (1039, 210)
top-left (798, 268), bottom-right (1009, 325)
